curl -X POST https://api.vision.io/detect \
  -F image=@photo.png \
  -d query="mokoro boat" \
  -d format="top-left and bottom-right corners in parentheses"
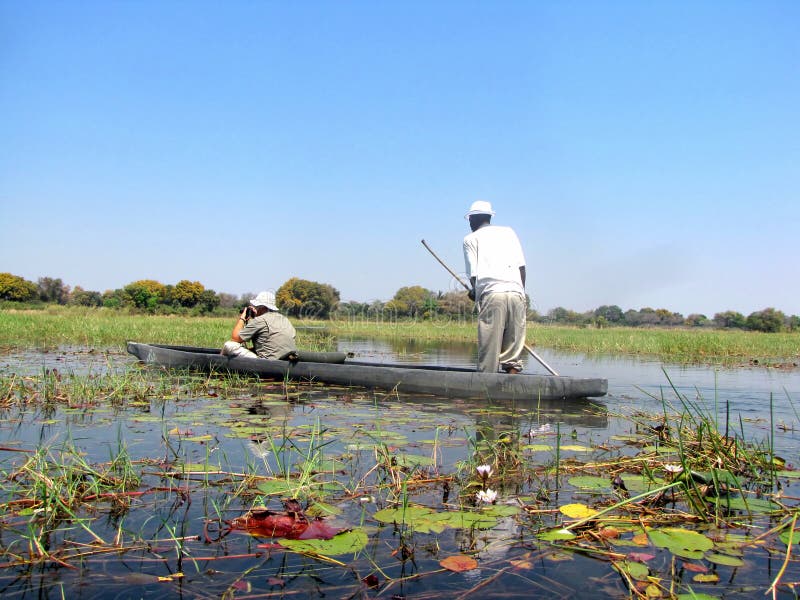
top-left (126, 342), bottom-right (608, 401)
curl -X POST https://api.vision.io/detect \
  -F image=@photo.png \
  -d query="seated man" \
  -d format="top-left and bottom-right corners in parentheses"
top-left (221, 290), bottom-right (297, 359)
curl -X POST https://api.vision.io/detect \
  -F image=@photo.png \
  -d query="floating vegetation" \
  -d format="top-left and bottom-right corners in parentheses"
top-left (0, 361), bottom-right (798, 598)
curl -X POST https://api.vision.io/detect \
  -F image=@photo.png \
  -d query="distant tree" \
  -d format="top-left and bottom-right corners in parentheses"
top-left (656, 308), bottom-right (685, 326)
top-left (787, 315), bottom-right (800, 332)
top-left (123, 280), bottom-right (167, 311)
top-left (421, 295), bottom-right (439, 319)
top-left (745, 308), bottom-right (785, 333)
top-left (526, 307), bottom-right (542, 322)
top-left (276, 277), bottom-right (340, 318)
top-left (334, 301), bottom-right (371, 318)
top-left (216, 293), bottom-right (240, 309)
top-left (385, 286), bottom-right (435, 318)
top-left (368, 300), bottom-right (386, 317)
top-left (636, 308), bottom-right (661, 327)
top-left (173, 280), bottom-right (205, 307)
top-left (69, 286), bottom-right (103, 307)
top-left (437, 290), bottom-right (473, 317)
top-left (102, 289), bottom-right (125, 308)
top-left (547, 306), bottom-right (587, 325)
top-left (37, 277), bottom-right (70, 304)
top-left (623, 308), bottom-right (643, 326)
top-left (594, 305), bottom-right (624, 325)
top-left (197, 289), bottom-right (220, 313)
top-left (0, 272), bottom-right (38, 302)
top-left (684, 314), bottom-right (709, 327)
top-left (713, 310), bottom-right (746, 329)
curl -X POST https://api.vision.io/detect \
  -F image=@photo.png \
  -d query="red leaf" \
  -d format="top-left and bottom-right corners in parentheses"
top-left (682, 562), bottom-right (709, 573)
top-left (231, 509), bottom-right (341, 540)
top-left (362, 574), bottom-right (380, 588)
top-left (440, 555), bottom-right (479, 572)
top-left (627, 552), bottom-right (655, 563)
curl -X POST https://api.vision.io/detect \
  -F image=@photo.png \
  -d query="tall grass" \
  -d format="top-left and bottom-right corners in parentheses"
top-left (0, 305), bottom-right (797, 364)
top-left (326, 318), bottom-right (798, 364)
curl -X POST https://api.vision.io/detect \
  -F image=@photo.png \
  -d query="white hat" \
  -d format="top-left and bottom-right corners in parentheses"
top-left (250, 291), bottom-right (278, 311)
top-left (465, 200), bottom-right (495, 219)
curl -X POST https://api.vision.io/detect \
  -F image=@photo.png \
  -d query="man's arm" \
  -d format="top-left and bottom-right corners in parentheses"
top-left (231, 309), bottom-right (248, 342)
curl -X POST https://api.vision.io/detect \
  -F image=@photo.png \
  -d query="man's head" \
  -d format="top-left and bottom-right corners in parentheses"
top-left (465, 200), bottom-right (494, 231)
top-left (250, 291), bottom-right (278, 313)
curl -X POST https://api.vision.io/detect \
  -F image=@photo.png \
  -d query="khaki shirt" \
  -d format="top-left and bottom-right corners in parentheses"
top-left (238, 312), bottom-right (297, 359)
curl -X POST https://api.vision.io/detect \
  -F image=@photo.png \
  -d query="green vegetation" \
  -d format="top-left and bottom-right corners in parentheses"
top-left (0, 306), bottom-right (797, 365)
top-left (0, 366), bottom-right (798, 598)
top-left (2, 271), bottom-right (799, 332)
top-left (276, 277), bottom-right (340, 318)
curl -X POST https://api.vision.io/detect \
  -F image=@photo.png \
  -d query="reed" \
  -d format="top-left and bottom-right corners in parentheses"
top-left (2, 306), bottom-right (796, 364)
top-left (0, 365), bottom-right (797, 598)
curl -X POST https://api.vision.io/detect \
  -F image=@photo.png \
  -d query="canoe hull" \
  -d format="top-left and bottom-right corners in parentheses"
top-left (126, 342), bottom-right (607, 401)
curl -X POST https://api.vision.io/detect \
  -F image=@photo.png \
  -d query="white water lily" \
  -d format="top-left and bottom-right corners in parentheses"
top-left (476, 464), bottom-right (493, 479)
top-left (663, 464), bottom-right (684, 474)
top-left (476, 488), bottom-right (498, 504)
top-left (528, 423), bottom-right (553, 437)
top-left (248, 440), bottom-right (272, 460)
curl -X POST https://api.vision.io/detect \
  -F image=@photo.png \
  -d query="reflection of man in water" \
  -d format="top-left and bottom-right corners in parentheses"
top-left (456, 408), bottom-right (522, 566)
top-left (473, 409), bottom-right (521, 470)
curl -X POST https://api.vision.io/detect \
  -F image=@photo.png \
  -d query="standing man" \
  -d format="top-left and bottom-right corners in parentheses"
top-left (463, 200), bottom-right (528, 373)
top-left (222, 290), bottom-right (297, 359)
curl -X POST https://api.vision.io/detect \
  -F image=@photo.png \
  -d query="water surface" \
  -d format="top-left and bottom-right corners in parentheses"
top-left (1, 342), bottom-right (798, 599)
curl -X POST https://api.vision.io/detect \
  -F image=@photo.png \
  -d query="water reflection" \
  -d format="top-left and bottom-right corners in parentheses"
top-left (337, 338), bottom-right (800, 452)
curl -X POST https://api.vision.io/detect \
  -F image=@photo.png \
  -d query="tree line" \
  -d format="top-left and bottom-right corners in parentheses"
top-left (1, 272), bottom-right (798, 333)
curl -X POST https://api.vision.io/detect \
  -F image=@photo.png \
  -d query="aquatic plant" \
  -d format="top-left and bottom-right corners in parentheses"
top-left (0, 364), bottom-right (798, 598)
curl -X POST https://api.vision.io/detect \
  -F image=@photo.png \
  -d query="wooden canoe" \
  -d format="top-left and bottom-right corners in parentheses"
top-left (126, 342), bottom-right (608, 401)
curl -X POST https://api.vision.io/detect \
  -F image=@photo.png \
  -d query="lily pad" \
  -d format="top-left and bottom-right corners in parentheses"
top-left (560, 503), bottom-right (599, 519)
top-left (568, 476), bottom-right (610, 491)
top-left (613, 560), bottom-right (649, 581)
top-left (706, 495), bottom-right (779, 514)
top-left (705, 553), bottom-right (745, 567)
top-left (538, 528), bottom-right (576, 541)
top-left (257, 479), bottom-right (300, 496)
top-left (393, 453), bottom-right (435, 468)
top-left (558, 444), bottom-right (592, 452)
top-left (522, 444), bottom-right (553, 452)
top-left (648, 528), bottom-right (713, 560)
top-left (373, 506), bottom-right (497, 533)
top-left (779, 528), bottom-right (800, 545)
top-left (483, 504), bottom-right (520, 518)
top-left (280, 528), bottom-right (368, 556)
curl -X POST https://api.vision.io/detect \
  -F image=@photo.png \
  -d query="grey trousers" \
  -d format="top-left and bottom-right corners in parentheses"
top-left (477, 292), bottom-right (527, 373)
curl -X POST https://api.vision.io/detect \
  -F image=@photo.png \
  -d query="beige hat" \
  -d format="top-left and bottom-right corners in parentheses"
top-left (465, 200), bottom-right (495, 219)
top-left (250, 291), bottom-right (278, 311)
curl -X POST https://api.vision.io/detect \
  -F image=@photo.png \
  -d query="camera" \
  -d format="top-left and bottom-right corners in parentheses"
top-left (243, 305), bottom-right (256, 320)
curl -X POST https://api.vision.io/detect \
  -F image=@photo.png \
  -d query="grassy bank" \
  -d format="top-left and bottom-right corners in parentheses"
top-left (0, 306), bottom-right (797, 365)
top-left (325, 316), bottom-right (798, 365)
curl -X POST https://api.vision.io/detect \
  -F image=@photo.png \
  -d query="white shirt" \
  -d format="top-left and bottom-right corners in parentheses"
top-left (463, 224), bottom-right (526, 301)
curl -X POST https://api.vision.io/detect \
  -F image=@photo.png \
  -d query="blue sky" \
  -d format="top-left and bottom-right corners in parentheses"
top-left (1, 1), bottom-right (797, 317)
